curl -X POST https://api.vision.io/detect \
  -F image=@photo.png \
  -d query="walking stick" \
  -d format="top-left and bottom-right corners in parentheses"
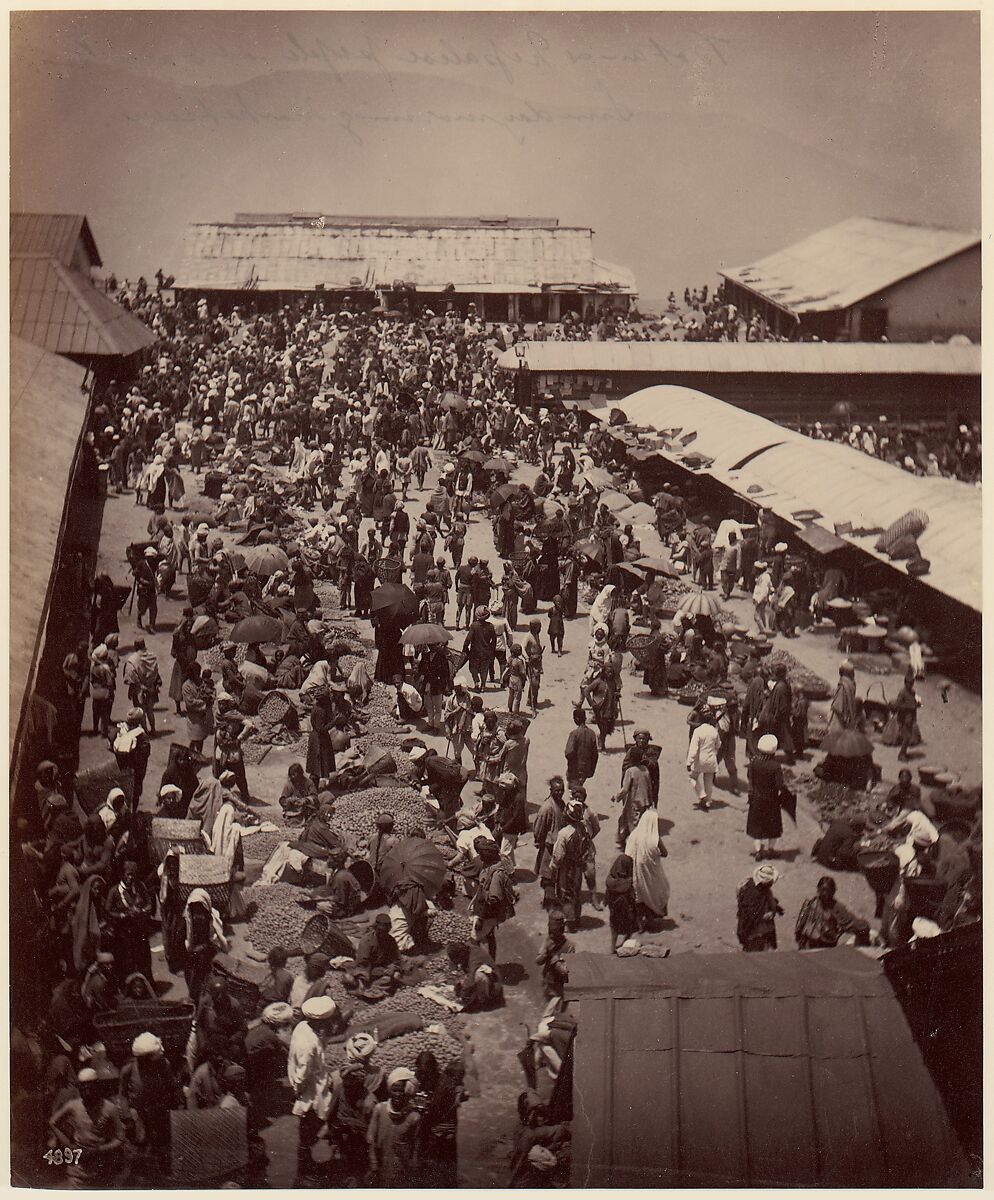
top-left (616, 686), bottom-right (628, 748)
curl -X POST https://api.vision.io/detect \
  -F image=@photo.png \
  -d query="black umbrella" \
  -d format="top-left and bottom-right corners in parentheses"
top-left (370, 582), bottom-right (419, 623)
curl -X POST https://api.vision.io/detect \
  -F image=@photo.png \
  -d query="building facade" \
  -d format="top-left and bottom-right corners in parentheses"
top-left (172, 213), bottom-right (637, 321)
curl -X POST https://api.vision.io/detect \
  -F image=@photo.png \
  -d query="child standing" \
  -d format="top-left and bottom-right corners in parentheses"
top-left (548, 595), bottom-right (566, 656)
top-left (501, 645), bottom-right (528, 714)
top-left (604, 853), bottom-right (639, 954)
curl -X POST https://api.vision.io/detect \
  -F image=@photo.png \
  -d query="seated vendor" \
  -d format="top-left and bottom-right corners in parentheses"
top-left (886, 768), bottom-right (936, 820)
top-left (314, 848), bottom-right (364, 920)
top-left (346, 913), bottom-right (403, 994)
top-left (290, 797), bottom-right (346, 861)
top-left (812, 813), bottom-right (868, 872)
top-left (447, 940), bottom-right (504, 1011)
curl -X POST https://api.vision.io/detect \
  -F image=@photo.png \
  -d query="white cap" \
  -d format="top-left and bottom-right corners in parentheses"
top-left (301, 996), bottom-right (338, 1020)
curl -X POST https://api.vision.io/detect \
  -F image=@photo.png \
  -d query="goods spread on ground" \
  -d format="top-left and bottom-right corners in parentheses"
top-left (242, 882), bottom-right (312, 954)
top-left (329, 786), bottom-right (430, 855)
top-left (766, 648), bottom-right (832, 700)
top-left (325, 1026), bottom-right (463, 1074)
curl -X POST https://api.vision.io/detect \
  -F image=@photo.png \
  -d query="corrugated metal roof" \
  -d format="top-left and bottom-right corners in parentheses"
top-left (721, 217), bottom-right (979, 315)
top-left (9, 336), bottom-right (90, 754)
top-left (10, 256), bottom-right (156, 358)
top-left (174, 222), bottom-right (636, 294)
top-left (10, 212), bottom-right (102, 268)
top-left (496, 340), bottom-right (979, 375)
top-left (567, 948), bottom-right (968, 1188)
top-left (604, 386), bottom-right (981, 611)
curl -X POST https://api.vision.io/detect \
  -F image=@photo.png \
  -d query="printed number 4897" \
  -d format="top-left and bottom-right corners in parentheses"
top-left (44, 1149), bottom-right (83, 1166)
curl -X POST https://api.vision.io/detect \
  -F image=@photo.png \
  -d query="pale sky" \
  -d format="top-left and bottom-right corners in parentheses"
top-left (10, 9), bottom-right (981, 300)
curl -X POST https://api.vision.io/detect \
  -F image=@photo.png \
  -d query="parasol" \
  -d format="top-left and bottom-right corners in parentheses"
top-left (600, 490), bottom-right (631, 512)
top-left (442, 392), bottom-right (469, 412)
top-left (400, 623), bottom-right (452, 646)
top-left (581, 467), bottom-right (614, 489)
top-left (243, 545), bottom-right (290, 578)
top-left (370, 582), bottom-right (420, 623)
top-left (621, 502), bottom-right (657, 526)
top-left (490, 483), bottom-right (522, 508)
top-left (675, 589), bottom-right (722, 617)
top-left (229, 614), bottom-right (285, 645)
top-left (537, 498), bottom-right (566, 518)
top-left (820, 729), bottom-right (875, 758)
top-left (458, 449), bottom-right (486, 464)
top-left (636, 555), bottom-right (680, 578)
top-left (484, 457), bottom-right (513, 473)
top-left (617, 562), bottom-right (646, 580)
top-left (378, 837), bottom-right (449, 899)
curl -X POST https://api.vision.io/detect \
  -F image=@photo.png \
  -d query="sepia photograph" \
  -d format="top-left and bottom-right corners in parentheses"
top-left (8, 5), bottom-right (982, 1189)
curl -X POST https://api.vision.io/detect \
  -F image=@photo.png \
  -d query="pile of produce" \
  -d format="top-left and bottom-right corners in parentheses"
top-left (374, 988), bottom-right (465, 1040)
top-left (203, 643), bottom-right (248, 671)
top-left (325, 1026), bottom-right (463, 1074)
top-left (647, 577), bottom-right (690, 606)
top-left (242, 882), bottom-right (311, 954)
top-left (803, 779), bottom-right (881, 827)
top-left (767, 648), bottom-right (831, 700)
top-left (242, 732), bottom-right (308, 765)
top-left (428, 909), bottom-right (473, 945)
top-left (330, 786), bottom-right (429, 855)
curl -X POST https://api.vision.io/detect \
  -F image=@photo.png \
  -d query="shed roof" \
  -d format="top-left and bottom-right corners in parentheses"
top-left (604, 386), bottom-right (982, 611)
top-left (9, 336), bottom-right (91, 753)
top-left (10, 256), bottom-right (156, 358)
top-left (229, 213), bottom-right (571, 230)
top-left (567, 948), bottom-right (968, 1188)
top-left (496, 340), bottom-right (979, 375)
top-left (174, 221), bottom-right (636, 294)
top-left (10, 212), bottom-right (102, 268)
top-left (720, 216), bottom-right (979, 315)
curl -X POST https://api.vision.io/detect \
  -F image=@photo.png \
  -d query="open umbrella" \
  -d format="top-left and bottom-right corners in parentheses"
top-left (600, 490), bottom-right (631, 512)
top-left (400, 623), bottom-right (451, 646)
top-left (620, 502), bottom-right (657, 526)
top-left (617, 562), bottom-right (646, 580)
top-left (675, 589), bottom-right (722, 617)
top-left (459, 449), bottom-right (486, 464)
top-left (244, 545), bottom-right (290, 578)
top-left (635, 554), bottom-right (680, 578)
top-left (820, 729), bottom-right (875, 759)
top-left (484, 457), bottom-right (513, 473)
top-left (537, 497), bottom-right (566, 518)
top-left (442, 392), bottom-right (469, 412)
top-left (378, 837), bottom-right (449, 899)
top-left (229, 614), bottom-right (285, 645)
top-left (370, 582), bottom-right (419, 623)
top-left (490, 483), bottom-right (522, 508)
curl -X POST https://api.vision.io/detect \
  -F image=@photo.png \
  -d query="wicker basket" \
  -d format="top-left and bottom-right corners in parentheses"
top-left (94, 999), bottom-right (194, 1065)
top-left (150, 818), bottom-right (208, 864)
top-left (376, 556), bottom-right (403, 583)
top-left (74, 758), bottom-right (134, 816)
top-left (626, 633), bottom-right (657, 667)
top-left (178, 854), bottom-right (233, 915)
top-left (298, 912), bottom-right (356, 959)
top-left (494, 710), bottom-right (531, 733)
top-left (211, 953), bottom-right (265, 1019)
top-left (257, 690), bottom-right (293, 725)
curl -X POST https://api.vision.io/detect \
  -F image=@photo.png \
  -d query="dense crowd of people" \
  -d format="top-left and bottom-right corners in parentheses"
top-left (797, 418), bottom-right (982, 483)
top-left (12, 278), bottom-right (981, 1187)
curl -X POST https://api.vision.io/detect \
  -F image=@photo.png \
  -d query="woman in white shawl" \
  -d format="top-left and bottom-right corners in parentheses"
top-left (209, 783), bottom-right (248, 919)
top-left (289, 436), bottom-right (309, 481)
top-left (625, 808), bottom-right (670, 928)
top-left (589, 584), bottom-right (616, 636)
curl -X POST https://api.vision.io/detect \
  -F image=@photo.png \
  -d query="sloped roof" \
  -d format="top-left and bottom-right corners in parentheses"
top-left (567, 948), bottom-right (968, 1188)
top-left (721, 217), bottom-right (980, 314)
top-left (10, 212), bottom-right (102, 268)
top-left (230, 213), bottom-right (569, 230)
top-left (496, 340), bottom-right (979, 375)
top-left (603, 386), bottom-right (981, 611)
top-left (174, 221), bottom-right (636, 294)
top-left (9, 336), bottom-right (90, 754)
top-left (10, 256), bottom-right (156, 357)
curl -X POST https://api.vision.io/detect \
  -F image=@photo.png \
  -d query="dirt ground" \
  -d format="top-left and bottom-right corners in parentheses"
top-left (78, 442), bottom-right (982, 1187)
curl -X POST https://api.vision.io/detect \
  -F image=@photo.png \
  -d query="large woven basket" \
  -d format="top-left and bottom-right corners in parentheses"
top-left (170, 1107), bottom-right (248, 1184)
top-left (211, 953), bottom-right (265, 1019)
top-left (94, 999), bottom-right (194, 1065)
top-left (257, 690), bottom-right (293, 725)
top-left (298, 912), bottom-right (357, 959)
top-left (178, 854), bottom-right (233, 915)
top-left (626, 632), bottom-right (657, 667)
top-left (74, 758), bottom-right (134, 816)
top-left (150, 818), bottom-right (208, 863)
top-left (376, 556), bottom-right (402, 583)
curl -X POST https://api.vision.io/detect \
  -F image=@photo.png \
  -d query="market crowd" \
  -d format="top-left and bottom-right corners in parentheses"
top-left (12, 280), bottom-right (981, 1188)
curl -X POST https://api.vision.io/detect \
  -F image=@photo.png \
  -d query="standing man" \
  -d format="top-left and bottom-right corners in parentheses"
top-left (287, 996), bottom-right (337, 1180)
top-left (564, 706), bottom-right (599, 788)
top-left (719, 531), bottom-right (740, 600)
